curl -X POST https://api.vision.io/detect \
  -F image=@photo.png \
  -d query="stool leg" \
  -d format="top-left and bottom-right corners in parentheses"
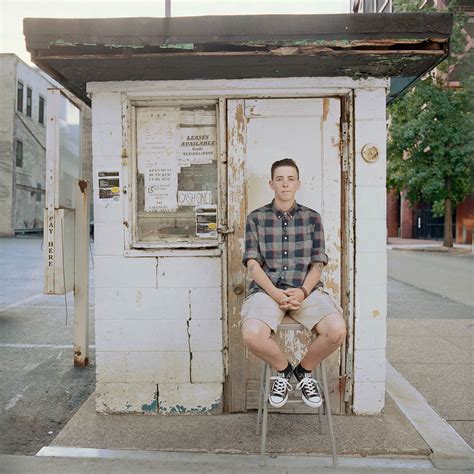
top-left (260, 363), bottom-right (271, 467)
top-left (256, 361), bottom-right (266, 435)
top-left (320, 361), bottom-right (338, 467)
top-left (315, 366), bottom-right (323, 435)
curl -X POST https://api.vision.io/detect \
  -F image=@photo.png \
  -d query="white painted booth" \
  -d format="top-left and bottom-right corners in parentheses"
top-left (89, 78), bottom-right (386, 415)
top-left (24, 13), bottom-right (452, 416)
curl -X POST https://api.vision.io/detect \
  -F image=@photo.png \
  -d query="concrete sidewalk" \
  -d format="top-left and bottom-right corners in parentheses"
top-left (24, 313), bottom-right (471, 472)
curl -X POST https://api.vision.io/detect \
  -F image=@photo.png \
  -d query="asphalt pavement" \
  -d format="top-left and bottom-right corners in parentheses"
top-left (0, 236), bottom-right (95, 455)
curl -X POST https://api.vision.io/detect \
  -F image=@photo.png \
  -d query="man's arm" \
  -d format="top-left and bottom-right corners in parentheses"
top-left (301, 262), bottom-right (324, 294)
top-left (246, 259), bottom-right (288, 305)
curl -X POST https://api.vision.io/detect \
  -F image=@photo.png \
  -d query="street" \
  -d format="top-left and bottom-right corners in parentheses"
top-left (0, 237), bottom-right (95, 455)
top-left (387, 248), bottom-right (473, 449)
top-left (0, 238), bottom-right (472, 455)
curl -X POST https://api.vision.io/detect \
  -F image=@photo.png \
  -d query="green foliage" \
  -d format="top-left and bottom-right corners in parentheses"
top-left (388, 0), bottom-right (474, 219)
top-left (387, 77), bottom-right (474, 216)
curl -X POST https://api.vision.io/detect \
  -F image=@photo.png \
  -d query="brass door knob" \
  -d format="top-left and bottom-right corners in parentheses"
top-left (233, 284), bottom-right (244, 295)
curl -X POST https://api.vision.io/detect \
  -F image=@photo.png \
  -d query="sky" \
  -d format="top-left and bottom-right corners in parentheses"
top-left (0, 0), bottom-right (350, 66)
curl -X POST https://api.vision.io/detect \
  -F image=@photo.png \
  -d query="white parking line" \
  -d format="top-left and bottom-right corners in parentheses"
top-left (0, 293), bottom-right (44, 311)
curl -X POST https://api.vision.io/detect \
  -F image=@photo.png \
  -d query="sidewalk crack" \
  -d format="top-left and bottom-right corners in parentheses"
top-left (187, 290), bottom-right (192, 383)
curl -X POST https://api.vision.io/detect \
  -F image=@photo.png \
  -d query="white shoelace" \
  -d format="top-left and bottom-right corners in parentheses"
top-left (270, 376), bottom-right (293, 398)
top-left (296, 377), bottom-right (321, 399)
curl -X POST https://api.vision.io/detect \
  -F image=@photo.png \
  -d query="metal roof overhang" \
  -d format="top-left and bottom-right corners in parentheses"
top-left (23, 13), bottom-right (453, 105)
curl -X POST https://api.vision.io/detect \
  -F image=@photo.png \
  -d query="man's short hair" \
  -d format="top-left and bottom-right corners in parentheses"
top-left (271, 159), bottom-right (299, 180)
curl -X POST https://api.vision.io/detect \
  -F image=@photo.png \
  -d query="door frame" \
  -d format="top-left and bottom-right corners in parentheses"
top-left (224, 92), bottom-right (355, 414)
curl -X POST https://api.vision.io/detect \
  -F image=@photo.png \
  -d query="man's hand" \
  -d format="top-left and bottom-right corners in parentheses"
top-left (270, 288), bottom-right (298, 310)
top-left (270, 288), bottom-right (305, 311)
top-left (281, 288), bottom-right (305, 310)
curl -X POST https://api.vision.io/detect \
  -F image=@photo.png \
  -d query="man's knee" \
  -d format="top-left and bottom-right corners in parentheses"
top-left (327, 318), bottom-right (346, 346)
top-left (241, 319), bottom-right (271, 348)
top-left (316, 313), bottom-right (346, 346)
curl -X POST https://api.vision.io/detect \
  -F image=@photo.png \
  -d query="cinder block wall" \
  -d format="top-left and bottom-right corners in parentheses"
top-left (92, 92), bottom-right (224, 414)
top-left (352, 88), bottom-right (387, 415)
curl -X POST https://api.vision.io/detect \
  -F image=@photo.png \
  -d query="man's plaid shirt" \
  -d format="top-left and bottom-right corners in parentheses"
top-left (242, 200), bottom-right (328, 296)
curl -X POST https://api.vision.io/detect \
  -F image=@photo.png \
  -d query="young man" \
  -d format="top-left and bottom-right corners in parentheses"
top-left (241, 158), bottom-right (346, 408)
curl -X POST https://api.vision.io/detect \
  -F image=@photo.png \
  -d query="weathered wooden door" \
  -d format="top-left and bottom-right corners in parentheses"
top-left (226, 98), bottom-right (343, 413)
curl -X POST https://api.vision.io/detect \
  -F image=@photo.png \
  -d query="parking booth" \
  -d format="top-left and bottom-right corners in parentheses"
top-left (24, 13), bottom-right (451, 416)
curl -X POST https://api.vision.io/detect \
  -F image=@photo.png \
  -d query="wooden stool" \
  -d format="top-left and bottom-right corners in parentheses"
top-left (256, 315), bottom-right (338, 467)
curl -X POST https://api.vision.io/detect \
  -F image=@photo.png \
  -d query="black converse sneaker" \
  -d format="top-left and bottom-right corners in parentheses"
top-left (294, 365), bottom-right (323, 408)
top-left (268, 364), bottom-right (293, 408)
top-left (269, 374), bottom-right (293, 408)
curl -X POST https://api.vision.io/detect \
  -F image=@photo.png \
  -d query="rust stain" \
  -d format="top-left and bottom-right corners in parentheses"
top-left (372, 309), bottom-right (381, 318)
top-left (121, 148), bottom-right (128, 158)
top-left (322, 98), bottom-right (329, 122)
top-left (78, 179), bottom-right (87, 193)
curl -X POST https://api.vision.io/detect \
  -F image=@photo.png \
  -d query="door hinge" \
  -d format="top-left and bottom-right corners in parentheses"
top-left (341, 122), bottom-right (349, 172)
top-left (339, 373), bottom-right (349, 394)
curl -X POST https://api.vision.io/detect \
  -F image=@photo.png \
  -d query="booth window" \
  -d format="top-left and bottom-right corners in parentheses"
top-left (134, 104), bottom-right (219, 246)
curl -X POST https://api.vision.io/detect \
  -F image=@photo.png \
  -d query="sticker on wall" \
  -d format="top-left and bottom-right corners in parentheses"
top-left (144, 163), bottom-right (178, 212)
top-left (195, 205), bottom-right (217, 238)
top-left (178, 126), bottom-right (217, 167)
top-left (98, 171), bottom-right (120, 200)
top-left (178, 191), bottom-right (213, 208)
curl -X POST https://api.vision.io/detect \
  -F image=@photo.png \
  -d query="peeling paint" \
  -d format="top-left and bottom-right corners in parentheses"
top-left (161, 401), bottom-right (221, 414)
top-left (141, 399), bottom-right (157, 413)
top-left (104, 43), bottom-right (145, 49)
top-left (322, 97), bottom-right (329, 122)
top-left (161, 43), bottom-right (194, 50)
top-left (50, 39), bottom-right (77, 47)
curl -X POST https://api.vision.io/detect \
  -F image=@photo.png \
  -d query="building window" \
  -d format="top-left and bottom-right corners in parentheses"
top-left (17, 81), bottom-right (24, 112)
top-left (39, 96), bottom-right (45, 124)
top-left (16, 140), bottom-right (23, 167)
top-left (36, 183), bottom-right (42, 202)
top-left (26, 87), bottom-right (32, 117)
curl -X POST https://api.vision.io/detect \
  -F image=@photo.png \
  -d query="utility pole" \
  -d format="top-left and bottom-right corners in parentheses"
top-left (165, 0), bottom-right (171, 18)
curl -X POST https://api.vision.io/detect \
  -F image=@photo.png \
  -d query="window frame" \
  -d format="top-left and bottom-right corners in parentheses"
top-left (125, 98), bottom-right (226, 251)
top-left (15, 140), bottom-right (23, 167)
top-left (38, 95), bottom-right (45, 124)
top-left (17, 81), bottom-right (24, 113)
top-left (26, 86), bottom-right (32, 117)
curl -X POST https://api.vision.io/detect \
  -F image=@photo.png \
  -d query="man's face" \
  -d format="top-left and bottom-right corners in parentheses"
top-left (269, 166), bottom-right (301, 203)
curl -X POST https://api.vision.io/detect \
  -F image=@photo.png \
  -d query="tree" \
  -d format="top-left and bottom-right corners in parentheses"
top-left (387, 0), bottom-right (474, 246)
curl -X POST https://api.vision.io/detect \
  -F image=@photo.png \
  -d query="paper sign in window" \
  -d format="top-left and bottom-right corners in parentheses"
top-left (178, 126), bottom-right (216, 167)
top-left (144, 164), bottom-right (178, 212)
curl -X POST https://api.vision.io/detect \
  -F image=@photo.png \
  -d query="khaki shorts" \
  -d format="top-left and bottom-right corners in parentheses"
top-left (241, 289), bottom-right (343, 333)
